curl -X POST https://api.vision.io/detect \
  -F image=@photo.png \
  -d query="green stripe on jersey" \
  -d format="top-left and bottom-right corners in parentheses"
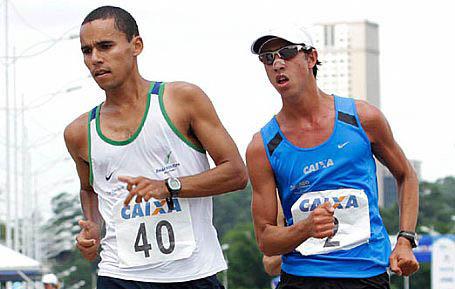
top-left (158, 82), bottom-right (205, 154)
top-left (95, 82), bottom-right (153, 146)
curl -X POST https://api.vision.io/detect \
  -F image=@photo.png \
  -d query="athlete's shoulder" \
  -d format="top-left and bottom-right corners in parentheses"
top-left (246, 132), bottom-right (266, 159)
top-left (165, 81), bottom-right (215, 121)
top-left (166, 81), bottom-right (208, 103)
top-left (246, 132), bottom-right (274, 178)
top-left (354, 99), bottom-right (384, 124)
top-left (354, 99), bottom-right (389, 143)
top-left (64, 111), bottom-right (90, 152)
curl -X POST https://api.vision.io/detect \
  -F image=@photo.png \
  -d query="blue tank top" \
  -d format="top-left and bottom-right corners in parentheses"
top-left (260, 95), bottom-right (391, 278)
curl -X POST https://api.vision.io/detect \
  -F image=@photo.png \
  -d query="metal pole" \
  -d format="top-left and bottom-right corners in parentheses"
top-left (404, 276), bottom-right (409, 289)
top-left (13, 46), bottom-right (19, 252)
top-left (27, 143), bottom-right (33, 259)
top-left (4, 0), bottom-right (12, 249)
top-left (223, 269), bottom-right (228, 289)
top-left (21, 93), bottom-right (29, 256)
top-left (92, 271), bottom-right (96, 289)
top-left (221, 244), bottom-right (229, 289)
top-left (33, 177), bottom-right (40, 261)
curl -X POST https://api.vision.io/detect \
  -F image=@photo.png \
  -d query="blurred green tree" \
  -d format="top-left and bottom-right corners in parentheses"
top-left (222, 223), bottom-right (269, 289)
top-left (43, 192), bottom-right (96, 289)
top-left (381, 176), bottom-right (455, 289)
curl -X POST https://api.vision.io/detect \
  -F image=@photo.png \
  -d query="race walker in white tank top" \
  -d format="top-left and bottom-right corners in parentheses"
top-left (87, 81), bottom-right (227, 282)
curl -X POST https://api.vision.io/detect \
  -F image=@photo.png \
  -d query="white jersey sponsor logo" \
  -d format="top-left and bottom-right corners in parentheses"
top-left (114, 197), bottom-right (196, 268)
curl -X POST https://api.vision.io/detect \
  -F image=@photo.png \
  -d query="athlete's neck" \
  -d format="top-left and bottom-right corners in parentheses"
top-left (279, 83), bottom-right (331, 123)
top-left (104, 74), bottom-right (150, 107)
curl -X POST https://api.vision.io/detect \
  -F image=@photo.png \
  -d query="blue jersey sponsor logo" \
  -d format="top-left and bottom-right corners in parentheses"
top-left (303, 159), bottom-right (334, 175)
top-left (290, 180), bottom-right (311, 194)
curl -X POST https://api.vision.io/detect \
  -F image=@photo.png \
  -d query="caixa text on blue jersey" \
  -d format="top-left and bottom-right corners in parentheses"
top-left (121, 199), bottom-right (182, 220)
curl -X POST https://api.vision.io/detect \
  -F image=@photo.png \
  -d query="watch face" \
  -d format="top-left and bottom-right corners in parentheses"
top-left (169, 178), bottom-right (181, 190)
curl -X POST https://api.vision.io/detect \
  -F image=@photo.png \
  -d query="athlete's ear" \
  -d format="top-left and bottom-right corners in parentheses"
top-left (306, 49), bottom-right (318, 69)
top-left (132, 35), bottom-right (144, 57)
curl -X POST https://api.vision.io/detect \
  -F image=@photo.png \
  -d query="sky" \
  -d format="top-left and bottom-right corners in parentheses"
top-left (0, 0), bottom-right (454, 219)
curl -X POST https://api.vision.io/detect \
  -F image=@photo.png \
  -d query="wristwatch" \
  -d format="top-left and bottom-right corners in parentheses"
top-left (165, 177), bottom-right (181, 198)
top-left (397, 231), bottom-right (419, 248)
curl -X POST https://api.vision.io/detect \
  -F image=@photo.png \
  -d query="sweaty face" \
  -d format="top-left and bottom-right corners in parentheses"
top-left (80, 18), bottom-right (137, 91)
top-left (260, 38), bottom-right (312, 96)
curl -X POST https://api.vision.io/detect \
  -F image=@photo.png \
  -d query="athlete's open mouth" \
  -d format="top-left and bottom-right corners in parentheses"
top-left (276, 74), bottom-right (289, 85)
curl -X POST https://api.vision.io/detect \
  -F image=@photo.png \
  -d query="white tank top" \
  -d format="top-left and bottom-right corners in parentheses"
top-left (88, 81), bottom-right (227, 282)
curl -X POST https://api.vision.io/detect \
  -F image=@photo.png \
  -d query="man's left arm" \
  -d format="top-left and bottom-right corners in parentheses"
top-left (173, 83), bottom-right (248, 197)
top-left (120, 82), bottom-right (247, 204)
top-left (357, 101), bottom-right (419, 276)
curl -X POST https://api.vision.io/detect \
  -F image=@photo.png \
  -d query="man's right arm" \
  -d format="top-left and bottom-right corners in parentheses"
top-left (64, 114), bottom-right (103, 224)
top-left (246, 133), bottom-right (335, 256)
top-left (64, 114), bottom-right (103, 260)
top-left (262, 193), bottom-right (285, 276)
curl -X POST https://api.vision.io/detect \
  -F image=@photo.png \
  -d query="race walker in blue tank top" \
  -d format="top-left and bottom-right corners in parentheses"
top-left (260, 95), bottom-right (391, 278)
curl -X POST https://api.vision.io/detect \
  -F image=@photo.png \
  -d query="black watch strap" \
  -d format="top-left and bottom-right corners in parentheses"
top-left (397, 231), bottom-right (418, 248)
top-left (165, 179), bottom-right (175, 211)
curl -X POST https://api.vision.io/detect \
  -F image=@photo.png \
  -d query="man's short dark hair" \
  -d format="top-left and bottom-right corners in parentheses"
top-left (313, 59), bottom-right (322, 78)
top-left (82, 6), bottom-right (139, 42)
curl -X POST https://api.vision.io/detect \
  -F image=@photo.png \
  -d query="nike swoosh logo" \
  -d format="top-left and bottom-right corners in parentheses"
top-left (105, 171), bottom-right (114, 181)
top-left (337, 141), bottom-right (350, 149)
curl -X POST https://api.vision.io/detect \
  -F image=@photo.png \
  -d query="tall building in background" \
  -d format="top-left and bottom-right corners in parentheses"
top-left (311, 20), bottom-right (380, 107)
top-left (311, 21), bottom-right (386, 205)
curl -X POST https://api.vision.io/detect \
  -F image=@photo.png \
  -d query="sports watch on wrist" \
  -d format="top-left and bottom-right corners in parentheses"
top-left (397, 231), bottom-right (419, 248)
top-left (165, 177), bottom-right (181, 198)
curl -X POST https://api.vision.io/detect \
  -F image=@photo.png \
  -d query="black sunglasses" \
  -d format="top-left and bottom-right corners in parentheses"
top-left (258, 44), bottom-right (309, 65)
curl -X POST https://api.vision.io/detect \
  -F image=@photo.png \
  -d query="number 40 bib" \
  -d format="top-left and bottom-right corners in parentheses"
top-left (114, 198), bottom-right (196, 268)
top-left (291, 188), bottom-right (371, 256)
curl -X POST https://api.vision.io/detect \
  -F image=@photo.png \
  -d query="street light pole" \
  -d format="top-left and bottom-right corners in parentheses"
top-left (13, 46), bottom-right (20, 252)
top-left (4, 0), bottom-right (12, 249)
top-left (20, 94), bottom-right (29, 257)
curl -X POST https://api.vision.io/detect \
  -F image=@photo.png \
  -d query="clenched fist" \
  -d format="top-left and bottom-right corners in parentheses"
top-left (304, 202), bottom-right (336, 239)
top-left (390, 238), bottom-right (420, 276)
top-left (76, 219), bottom-right (100, 261)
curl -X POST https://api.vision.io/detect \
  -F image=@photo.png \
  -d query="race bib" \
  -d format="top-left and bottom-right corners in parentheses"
top-left (291, 188), bottom-right (370, 256)
top-left (114, 197), bottom-right (196, 268)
